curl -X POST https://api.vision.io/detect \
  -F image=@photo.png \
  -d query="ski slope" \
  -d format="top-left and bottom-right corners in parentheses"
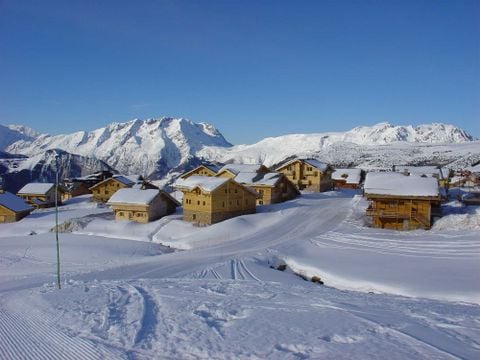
top-left (0, 192), bottom-right (479, 359)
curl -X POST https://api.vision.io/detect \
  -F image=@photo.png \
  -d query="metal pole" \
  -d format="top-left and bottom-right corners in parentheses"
top-left (55, 157), bottom-right (61, 289)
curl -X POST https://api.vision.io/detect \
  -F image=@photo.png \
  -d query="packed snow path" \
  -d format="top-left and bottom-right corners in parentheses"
top-left (0, 192), bottom-right (479, 359)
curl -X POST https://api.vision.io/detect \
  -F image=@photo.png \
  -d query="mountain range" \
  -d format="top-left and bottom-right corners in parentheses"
top-left (1, 118), bottom-right (478, 190)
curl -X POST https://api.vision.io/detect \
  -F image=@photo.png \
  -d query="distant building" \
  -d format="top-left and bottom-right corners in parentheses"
top-left (89, 174), bottom-right (154, 203)
top-left (364, 172), bottom-right (441, 230)
top-left (0, 189), bottom-right (33, 223)
top-left (180, 165), bottom-right (222, 179)
top-left (332, 168), bottom-right (364, 189)
top-left (17, 183), bottom-right (63, 208)
top-left (174, 175), bottom-right (257, 225)
top-left (216, 164), bottom-right (299, 205)
top-left (392, 165), bottom-right (449, 187)
top-left (276, 159), bottom-right (333, 192)
top-left (107, 188), bottom-right (180, 223)
top-left (64, 170), bottom-right (114, 198)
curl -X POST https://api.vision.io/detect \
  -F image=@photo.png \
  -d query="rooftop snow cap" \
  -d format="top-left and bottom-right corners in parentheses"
top-left (17, 183), bottom-right (55, 195)
top-left (364, 172), bottom-right (440, 197)
top-left (174, 176), bottom-right (230, 192)
top-left (107, 188), bottom-right (159, 205)
top-left (332, 168), bottom-right (362, 184)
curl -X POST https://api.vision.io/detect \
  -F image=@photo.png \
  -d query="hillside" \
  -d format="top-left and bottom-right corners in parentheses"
top-left (2, 119), bottom-right (478, 185)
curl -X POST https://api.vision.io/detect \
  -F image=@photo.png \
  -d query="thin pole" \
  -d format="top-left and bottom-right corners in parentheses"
top-left (55, 159), bottom-right (61, 289)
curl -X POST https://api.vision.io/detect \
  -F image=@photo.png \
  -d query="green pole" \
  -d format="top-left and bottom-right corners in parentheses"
top-left (55, 158), bottom-right (61, 289)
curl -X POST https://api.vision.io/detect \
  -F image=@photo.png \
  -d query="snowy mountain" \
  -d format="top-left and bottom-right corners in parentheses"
top-left (0, 124), bottom-right (41, 151)
top-left (6, 118), bottom-right (231, 179)
top-left (0, 149), bottom-right (113, 193)
top-left (2, 119), bottom-right (478, 185)
top-left (199, 122), bottom-right (478, 169)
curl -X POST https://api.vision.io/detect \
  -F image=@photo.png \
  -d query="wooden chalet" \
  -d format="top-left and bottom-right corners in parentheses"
top-left (332, 168), bottom-right (364, 189)
top-left (216, 164), bottom-right (299, 205)
top-left (174, 175), bottom-right (257, 225)
top-left (89, 175), bottom-right (144, 203)
top-left (0, 189), bottom-right (33, 223)
top-left (64, 170), bottom-right (114, 198)
top-left (107, 188), bottom-right (180, 223)
top-left (275, 159), bottom-right (333, 192)
top-left (180, 164), bottom-right (222, 179)
top-left (17, 183), bottom-right (64, 208)
top-left (364, 172), bottom-right (441, 231)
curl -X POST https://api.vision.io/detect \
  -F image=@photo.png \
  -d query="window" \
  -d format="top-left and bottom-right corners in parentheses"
top-left (119, 211), bottom-right (124, 216)
top-left (259, 200), bottom-right (263, 205)
top-left (222, 201), bottom-right (225, 207)
top-left (307, 166), bottom-right (313, 171)
top-left (203, 201), bottom-right (206, 206)
top-left (197, 200), bottom-right (200, 205)
top-left (192, 214), bottom-right (196, 220)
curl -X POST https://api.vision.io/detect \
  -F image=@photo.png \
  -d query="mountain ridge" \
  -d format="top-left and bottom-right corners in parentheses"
top-left (1, 118), bottom-right (477, 186)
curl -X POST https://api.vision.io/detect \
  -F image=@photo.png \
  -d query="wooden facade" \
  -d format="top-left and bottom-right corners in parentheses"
top-left (0, 191), bottom-right (33, 223)
top-left (332, 169), bottom-right (364, 190)
top-left (89, 176), bottom-right (134, 203)
top-left (108, 191), bottom-right (179, 223)
top-left (276, 159), bottom-right (333, 192)
top-left (365, 195), bottom-right (441, 230)
top-left (180, 165), bottom-right (220, 179)
top-left (17, 183), bottom-right (63, 208)
top-left (175, 177), bottom-right (257, 225)
top-left (216, 169), bottom-right (299, 205)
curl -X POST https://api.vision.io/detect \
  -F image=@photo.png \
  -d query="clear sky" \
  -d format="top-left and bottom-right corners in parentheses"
top-left (0, 0), bottom-right (479, 144)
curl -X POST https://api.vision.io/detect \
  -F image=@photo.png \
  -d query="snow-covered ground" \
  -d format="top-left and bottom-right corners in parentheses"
top-left (1, 191), bottom-right (479, 359)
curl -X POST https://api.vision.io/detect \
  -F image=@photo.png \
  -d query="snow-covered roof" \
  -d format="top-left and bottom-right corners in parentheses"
top-left (174, 176), bottom-right (230, 193)
top-left (17, 183), bottom-right (55, 195)
top-left (113, 175), bottom-right (137, 186)
top-left (0, 191), bottom-right (33, 212)
top-left (278, 158), bottom-right (330, 172)
top-left (234, 172), bottom-right (282, 186)
top-left (393, 165), bottom-right (445, 179)
top-left (218, 164), bottom-right (266, 176)
top-left (107, 188), bottom-right (160, 205)
top-left (332, 168), bottom-right (362, 184)
top-left (364, 172), bottom-right (440, 198)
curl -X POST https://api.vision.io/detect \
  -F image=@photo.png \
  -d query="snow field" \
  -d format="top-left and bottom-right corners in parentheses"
top-left (0, 190), bottom-right (479, 359)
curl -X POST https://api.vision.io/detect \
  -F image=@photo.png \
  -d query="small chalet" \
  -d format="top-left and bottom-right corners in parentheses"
top-left (64, 170), bottom-right (114, 198)
top-left (0, 190), bottom-right (33, 223)
top-left (364, 172), bottom-right (441, 230)
top-left (275, 159), bottom-right (333, 192)
top-left (17, 183), bottom-right (63, 208)
top-left (107, 188), bottom-right (180, 223)
top-left (174, 175), bottom-right (257, 225)
top-left (89, 175), bottom-right (152, 202)
top-left (393, 165), bottom-right (449, 187)
top-left (332, 168), bottom-right (364, 189)
top-left (180, 164), bottom-right (222, 179)
top-left (216, 164), bottom-right (299, 205)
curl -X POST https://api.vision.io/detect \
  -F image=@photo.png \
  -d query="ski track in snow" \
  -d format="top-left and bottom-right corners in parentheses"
top-left (0, 191), bottom-right (479, 359)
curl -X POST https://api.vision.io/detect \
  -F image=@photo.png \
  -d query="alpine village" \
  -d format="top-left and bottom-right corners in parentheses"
top-left (1, 157), bottom-right (479, 230)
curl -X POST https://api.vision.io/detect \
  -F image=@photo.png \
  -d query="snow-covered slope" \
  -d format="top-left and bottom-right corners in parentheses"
top-left (0, 149), bottom-right (113, 193)
top-left (4, 120), bottom-right (478, 182)
top-left (199, 123), bottom-right (479, 169)
top-left (0, 124), bottom-right (41, 151)
top-left (6, 118), bottom-right (232, 178)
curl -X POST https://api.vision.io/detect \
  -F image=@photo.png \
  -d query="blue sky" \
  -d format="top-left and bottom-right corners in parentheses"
top-left (0, 0), bottom-right (479, 144)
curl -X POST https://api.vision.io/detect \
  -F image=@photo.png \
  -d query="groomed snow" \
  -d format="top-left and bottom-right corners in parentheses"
top-left (364, 172), bottom-right (440, 197)
top-left (107, 188), bottom-right (159, 205)
top-left (17, 182), bottom-right (54, 195)
top-left (0, 190), bottom-right (479, 359)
